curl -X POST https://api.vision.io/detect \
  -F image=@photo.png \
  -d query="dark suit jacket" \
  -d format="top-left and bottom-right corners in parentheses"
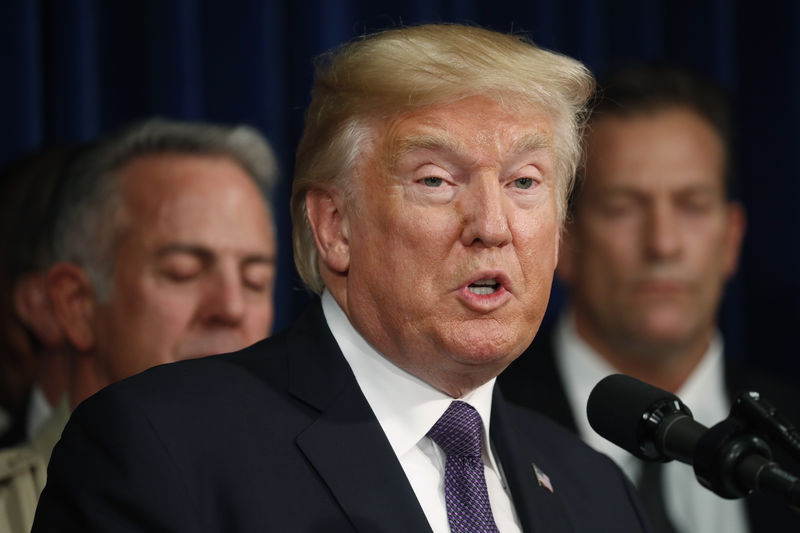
top-left (498, 325), bottom-right (800, 532)
top-left (33, 301), bottom-right (652, 532)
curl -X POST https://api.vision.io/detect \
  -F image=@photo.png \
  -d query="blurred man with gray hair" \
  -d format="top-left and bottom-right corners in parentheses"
top-left (1, 119), bottom-right (279, 533)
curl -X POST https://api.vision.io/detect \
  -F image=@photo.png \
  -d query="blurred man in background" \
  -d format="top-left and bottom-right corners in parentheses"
top-left (500, 65), bottom-right (800, 532)
top-left (1, 119), bottom-right (279, 533)
top-left (0, 147), bottom-right (74, 450)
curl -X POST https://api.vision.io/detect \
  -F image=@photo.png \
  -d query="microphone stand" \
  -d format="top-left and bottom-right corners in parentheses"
top-left (732, 391), bottom-right (800, 462)
top-left (692, 392), bottom-right (800, 511)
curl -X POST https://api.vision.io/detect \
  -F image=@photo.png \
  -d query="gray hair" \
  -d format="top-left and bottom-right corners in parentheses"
top-left (50, 118), bottom-right (278, 300)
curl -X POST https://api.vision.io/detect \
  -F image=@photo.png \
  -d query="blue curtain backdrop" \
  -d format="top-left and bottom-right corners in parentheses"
top-left (2, 0), bottom-right (799, 380)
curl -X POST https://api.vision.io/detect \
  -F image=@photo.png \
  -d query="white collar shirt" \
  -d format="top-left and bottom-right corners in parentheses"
top-left (322, 291), bottom-right (522, 533)
top-left (26, 384), bottom-right (54, 440)
top-left (555, 310), bottom-right (749, 533)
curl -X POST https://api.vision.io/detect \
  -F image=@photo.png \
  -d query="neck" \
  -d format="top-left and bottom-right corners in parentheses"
top-left (69, 352), bottom-right (110, 410)
top-left (572, 309), bottom-right (711, 393)
top-left (36, 347), bottom-right (71, 407)
top-left (423, 370), bottom-right (494, 399)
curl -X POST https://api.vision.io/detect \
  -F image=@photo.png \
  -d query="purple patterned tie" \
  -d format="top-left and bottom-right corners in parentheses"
top-left (427, 401), bottom-right (500, 533)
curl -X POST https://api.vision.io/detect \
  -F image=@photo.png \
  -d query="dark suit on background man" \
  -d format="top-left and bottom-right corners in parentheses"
top-left (500, 325), bottom-right (800, 532)
top-left (34, 302), bottom-right (650, 532)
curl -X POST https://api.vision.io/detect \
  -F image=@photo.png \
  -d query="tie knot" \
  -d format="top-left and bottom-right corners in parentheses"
top-left (427, 401), bottom-right (484, 458)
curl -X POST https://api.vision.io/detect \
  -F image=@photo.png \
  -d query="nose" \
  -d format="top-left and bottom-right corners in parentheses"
top-left (201, 266), bottom-right (246, 327)
top-left (459, 173), bottom-right (512, 248)
top-left (645, 201), bottom-right (681, 261)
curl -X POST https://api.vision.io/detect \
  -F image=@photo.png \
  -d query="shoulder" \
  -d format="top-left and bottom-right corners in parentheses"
top-left (0, 443), bottom-right (46, 484)
top-left (498, 397), bottom-right (632, 490)
top-left (502, 399), bottom-right (610, 469)
top-left (88, 325), bottom-right (293, 409)
top-left (93, 299), bottom-right (329, 410)
top-left (0, 443), bottom-right (47, 532)
top-left (68, 335), bottom-right (293, 449)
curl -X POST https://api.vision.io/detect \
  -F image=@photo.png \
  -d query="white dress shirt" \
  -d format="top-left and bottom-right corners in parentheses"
top-left (554, 310), bottom-right (749, 533)
top-left (321, 291), bottom-right (522, 533)
top-left (25, 385), bottom-right (54, 440)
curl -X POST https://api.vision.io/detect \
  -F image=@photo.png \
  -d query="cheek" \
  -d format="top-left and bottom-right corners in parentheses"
top-left (515, 217), bottom-right (560, 287)
top-left (517, 208), bottom-right (559, 249)
top-left (585, 222), bottom-right (639, 268)
top-left (118, 280), bottom-right (201, 338)
top-left (691, 228), bottom-right (731, 274)
top-left (365, 204), bottom-right (454, 266)
top-left (242, 300), bottom-right (275, 337)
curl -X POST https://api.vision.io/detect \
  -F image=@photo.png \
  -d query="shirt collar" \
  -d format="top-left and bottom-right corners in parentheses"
top-left (321, 291), bottom-right (499, 465)
top-left (27, 384), bottom-right (55, 439)
top-left (555, 309), bottom-right (728, 472)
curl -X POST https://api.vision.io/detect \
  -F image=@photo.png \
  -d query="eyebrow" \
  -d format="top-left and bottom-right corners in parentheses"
top-left (511, 132), bottom-right (553, 154)
top-left (597, 184), bottom-right (721, 197)
top-left (390, 135), bottom-right (461, 168)
top-left (155, 244), bottom-right (276, 265)
top-left (390, 132), bottom-right (552, 169)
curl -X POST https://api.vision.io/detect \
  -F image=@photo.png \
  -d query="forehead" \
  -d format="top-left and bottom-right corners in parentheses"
top-left (116, 153), bottom-right (273, 248)
top-left (119, 153), bottom-right (257, 209)
top-left (379, 95), bottom-right (555, 165)
top-left (584, 107), bottom-right (725, 193)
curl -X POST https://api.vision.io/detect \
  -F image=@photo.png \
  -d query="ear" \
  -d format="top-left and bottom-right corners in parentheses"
top-left (723, 202), bottom-right (746, 279)
top-left (45, 263), bottom-right (97, 352)
top-left (13, 272), bottom-right (65, 347)
top-left (305, 188), bottom-right (351, 274)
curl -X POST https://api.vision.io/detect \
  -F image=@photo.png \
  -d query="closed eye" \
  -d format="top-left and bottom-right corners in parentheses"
top-left (242, 261), bottom-right (275, 293)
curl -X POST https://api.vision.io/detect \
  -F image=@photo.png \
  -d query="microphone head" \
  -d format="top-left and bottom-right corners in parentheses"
top-left (587, 374), bottom-right (693, 461)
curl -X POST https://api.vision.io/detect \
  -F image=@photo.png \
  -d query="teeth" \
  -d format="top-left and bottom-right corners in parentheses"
top-left (468, 278), bottom-right (500, 295)
top-left (469, 286), bottom-right (496, 295)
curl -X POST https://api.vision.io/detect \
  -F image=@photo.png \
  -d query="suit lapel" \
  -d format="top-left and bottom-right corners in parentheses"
top-left (491, 390), bottom-right (575, 533)
top-left (499, 327), bottom-right (580, 434)
top-left (286, 300), bottom-right (433, 533)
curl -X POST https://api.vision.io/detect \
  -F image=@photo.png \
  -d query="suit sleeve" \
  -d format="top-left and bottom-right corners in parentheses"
top-left (31, 387), bottom-right (203, 533)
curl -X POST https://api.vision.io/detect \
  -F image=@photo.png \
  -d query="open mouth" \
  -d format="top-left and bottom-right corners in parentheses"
top-left (467, 278), bottom-right (501, 295)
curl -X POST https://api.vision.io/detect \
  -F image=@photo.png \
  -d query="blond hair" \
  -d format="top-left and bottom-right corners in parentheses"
top-left (291, 24), bottom-right (594, 294)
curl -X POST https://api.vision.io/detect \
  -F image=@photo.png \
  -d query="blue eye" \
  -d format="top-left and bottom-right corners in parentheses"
top-left (514, 177), bottom-right (534, 189)
top-left (422, 177), bottom-right (444, 187)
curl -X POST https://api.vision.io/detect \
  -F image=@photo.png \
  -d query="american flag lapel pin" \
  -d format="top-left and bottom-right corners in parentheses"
top-left (531, 463), bottom-right (554, 493)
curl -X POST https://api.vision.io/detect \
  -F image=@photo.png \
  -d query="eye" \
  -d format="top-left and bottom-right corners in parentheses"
top-left (598, 202), bottom-right (635, 217)
top-left (678, 195), bottom-right (717, 214)
top-left (513, 177), bottom-right (535, 189)
top-left (159, 254), bottom-right (203, 282)
top-left (242, 262), bottom-right (275, 293)
top-left (421, 177), bottom-right (444, 187)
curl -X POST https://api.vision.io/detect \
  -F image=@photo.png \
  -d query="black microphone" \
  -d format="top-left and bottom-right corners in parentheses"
top-left (586, 373), bottom-right (701, 463)
top-left (587, 374), bottom-right (800, 508)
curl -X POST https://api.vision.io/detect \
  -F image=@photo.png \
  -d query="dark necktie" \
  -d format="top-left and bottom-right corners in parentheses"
top-left (637, 461), bottom-right (679, 533)
top-left (426, 400), bottom-right (500, 533)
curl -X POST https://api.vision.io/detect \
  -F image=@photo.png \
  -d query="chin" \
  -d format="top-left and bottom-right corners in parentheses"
top-left (441, 324), bottom-right (529, 366)
top-left (636, 323), bottom-right (695, 347)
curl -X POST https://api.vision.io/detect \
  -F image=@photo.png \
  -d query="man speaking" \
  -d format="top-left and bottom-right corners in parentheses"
top-left (33, 24), bottom-right (652, 532)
